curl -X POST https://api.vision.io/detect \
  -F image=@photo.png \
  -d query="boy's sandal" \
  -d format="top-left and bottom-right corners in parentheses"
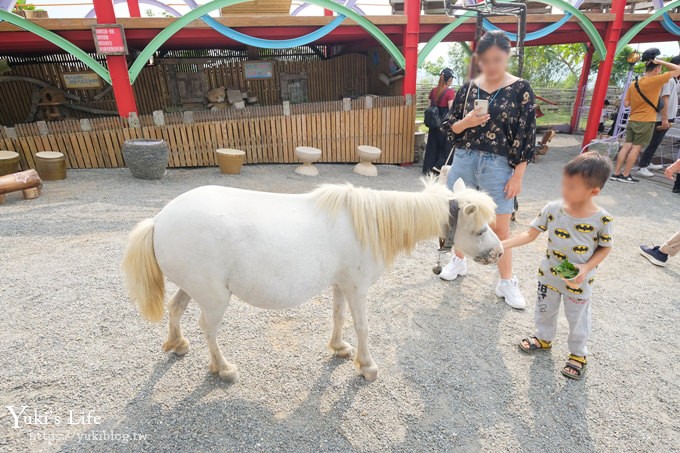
top-left (518, 336), bottom-right (552, 353)
top-left (561, 354), bottom-right (587, 380)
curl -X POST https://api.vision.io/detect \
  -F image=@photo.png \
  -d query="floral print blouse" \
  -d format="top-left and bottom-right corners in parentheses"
top-left (443, 79), bottom-right (537, 167)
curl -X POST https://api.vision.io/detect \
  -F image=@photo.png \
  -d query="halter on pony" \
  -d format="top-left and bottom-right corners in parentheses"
top-left (432, 199), bottom-right (460, 275)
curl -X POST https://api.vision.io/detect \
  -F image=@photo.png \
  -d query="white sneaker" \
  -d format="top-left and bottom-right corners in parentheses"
top-left (439, 256), bottom-right (467, 281)
top-left (647, 163), bottom-right (663, 170)
top-left (495, 276), bottom-right (526, 309)
top-left (637, 167), bottom-right (654, 177)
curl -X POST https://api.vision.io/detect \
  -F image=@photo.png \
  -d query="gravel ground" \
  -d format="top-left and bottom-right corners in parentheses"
top-left (1, 134), bottom-right (679, 453)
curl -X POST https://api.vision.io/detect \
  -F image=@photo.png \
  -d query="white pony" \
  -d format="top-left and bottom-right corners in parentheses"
top-left (121, 178), bottom-right (502, 382)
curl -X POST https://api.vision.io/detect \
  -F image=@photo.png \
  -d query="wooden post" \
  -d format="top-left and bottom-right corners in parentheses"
top-left (402, 0), bottom-right (421, 97)
top-left (93, 0), bottom-right (138, 118)
top-left (570, 44), bottom-right (594, 134)
top-left (582, 0), bottom-right (626, 148)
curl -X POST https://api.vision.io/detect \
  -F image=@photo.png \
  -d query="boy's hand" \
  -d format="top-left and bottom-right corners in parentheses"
top-left (572, 264), bottom-right (590, 285)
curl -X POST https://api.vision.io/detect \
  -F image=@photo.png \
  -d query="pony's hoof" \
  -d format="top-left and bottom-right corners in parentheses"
top-left (163, 337), bottom-right (190, 356)
top-left (210, 363), bottom-right (239, 383)
top-left (218, 368), bottom-right (239, 383)
top-left (329, 341), bottom-right (354, 359)
top-left (359, 365), bottom-right (378, 382)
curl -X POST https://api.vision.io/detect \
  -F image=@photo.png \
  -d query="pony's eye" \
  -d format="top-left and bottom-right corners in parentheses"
top-left (477, 227), bottom-right (488, 236)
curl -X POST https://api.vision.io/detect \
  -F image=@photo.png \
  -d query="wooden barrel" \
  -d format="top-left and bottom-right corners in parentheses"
top-left (0, 150), bottom-right (20, 176)
top-left (216, 149), bottom-right (245, 174)
top-left (35, 151), bottom-right (67, 180)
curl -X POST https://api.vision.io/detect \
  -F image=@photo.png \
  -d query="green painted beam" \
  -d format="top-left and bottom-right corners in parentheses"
top-left (617, 0), bottom-right (680, 55)
top-left (129, 0), bottom-right (405, 82)
top-left (0, 10), bottom-right (111, 84)
top-left (418, 11), bottom-right (475, 66)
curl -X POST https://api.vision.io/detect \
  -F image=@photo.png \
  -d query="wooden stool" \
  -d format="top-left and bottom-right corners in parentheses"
top-left (35, 151), bottom-right (67, 180)
top-left (354, 145), bottom-right (382, 177)
top-left (0, 150), bottom-right (20, 176)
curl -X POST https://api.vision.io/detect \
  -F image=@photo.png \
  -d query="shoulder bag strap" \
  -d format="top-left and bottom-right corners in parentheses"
top-left (634, 77), bottom-right (659, 111)
top-left (443, 82), bottom-right (474, 166)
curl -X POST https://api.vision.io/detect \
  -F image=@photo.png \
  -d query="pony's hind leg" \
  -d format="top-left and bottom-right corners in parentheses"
top-left (343, 286), bottom-right (378, 381)
top-left (328, 285), bottom-right (353, 358)
top-left (162, 289), bottom-right (191, 356)
top-left (196, 288), bottom-right (238, 382)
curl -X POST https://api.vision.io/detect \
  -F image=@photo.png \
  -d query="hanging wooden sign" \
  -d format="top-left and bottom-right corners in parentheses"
top-left (61, 71), bottom-right (103, 89)
top-left (243, 61), bottom-right (274, 80)
top-left (91, 24), bottom-right (128, 56)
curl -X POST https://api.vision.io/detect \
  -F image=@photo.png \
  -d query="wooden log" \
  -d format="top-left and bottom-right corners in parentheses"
top-left (0, 169), bottom-right (42, 203)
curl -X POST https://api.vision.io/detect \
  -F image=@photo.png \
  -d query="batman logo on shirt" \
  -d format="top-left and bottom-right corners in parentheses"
top-left (552, 250), bottom-right (567, 261)
top-left (567, 286), bottom-right (584, 295)
top-left (547, 213), bottom-right (555, 222)
top-left (554, 228), bottom-right (571, 239)
top-left (538, 268), bottom-right (544, 277)
top-left (575, 223), bottom-right (595, 233)
top-left (550, 267), bottom-right (559, 276)
top-left (599, 234), bottom-right (612, 243)
top-left (588, 277), bottom-right (595, 285)
top-left (537, 224), bottom-right (547, 231)
top-left (593, 236), bottom-right (599, 242)
top-left (601, 215), bottom-right (613, 224)
top-left (572, 245), bottom-right (589, 254)
top-left (546, 284), bottom-right (559, 293)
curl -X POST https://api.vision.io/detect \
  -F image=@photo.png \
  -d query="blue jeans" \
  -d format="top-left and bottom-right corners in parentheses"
top-left (446, 149), bottom-right (515, 215)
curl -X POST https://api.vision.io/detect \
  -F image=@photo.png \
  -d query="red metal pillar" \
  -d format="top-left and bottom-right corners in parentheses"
top-left (127, 0), bottom-right (141, 17)
top-left (582, 0), bottom-right (626, 148)
top-left (570, 44), bottom-right (594, 134)
top-left (402, 0), bottom-right (420, 96)
top-left (93, 0), bottom-right (138, 118)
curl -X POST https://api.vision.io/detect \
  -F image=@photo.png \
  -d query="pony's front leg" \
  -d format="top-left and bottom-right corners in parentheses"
top-left (328, 285), bottom-right (353, 358)
top-left (196, 290), bottom-right (239, 382)
top-left (344, 287), bottom-right (378, 381)
top-left (162, 289), bottom-right (191, 356)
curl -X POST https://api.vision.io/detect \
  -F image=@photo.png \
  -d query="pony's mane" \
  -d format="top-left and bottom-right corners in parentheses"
top-left (311, 178), bottom-right (496, 266)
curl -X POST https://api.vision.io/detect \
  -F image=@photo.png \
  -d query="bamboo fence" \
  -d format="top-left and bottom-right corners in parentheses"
top-left (0, 96), bottom-right (416, 169)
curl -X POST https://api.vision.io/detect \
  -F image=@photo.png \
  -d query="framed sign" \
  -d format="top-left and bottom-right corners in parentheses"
top-left (91, 24), bottom-right (128, 56)
top-left (61, 71), bottom-right (103, 89)
top-left (243, 61), bottom-right (274, 80)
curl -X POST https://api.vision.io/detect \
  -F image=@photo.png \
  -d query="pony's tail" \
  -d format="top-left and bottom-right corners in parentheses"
top-left (121, 218), bottom-right (165, 322)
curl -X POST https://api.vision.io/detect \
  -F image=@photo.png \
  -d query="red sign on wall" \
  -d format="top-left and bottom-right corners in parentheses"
top-left (91, 24), bottom-right (128, 56)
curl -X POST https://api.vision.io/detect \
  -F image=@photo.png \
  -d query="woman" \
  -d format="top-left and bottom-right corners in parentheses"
top-left (422, 68), bottom-right (456, 174)
top-left (440, 31), bottom-right (536, 310)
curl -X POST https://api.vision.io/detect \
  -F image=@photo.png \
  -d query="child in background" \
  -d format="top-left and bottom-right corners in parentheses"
top-left (502, 153), bottom-right (614, 380)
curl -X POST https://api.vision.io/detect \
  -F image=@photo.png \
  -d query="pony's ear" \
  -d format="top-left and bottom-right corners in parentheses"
top-left (453, 178), bottom-right (466, 193)
top-left (463, 203), bottom-right (478, 216)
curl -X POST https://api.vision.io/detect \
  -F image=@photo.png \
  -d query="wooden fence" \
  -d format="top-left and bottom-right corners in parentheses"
top-left (0, 96), bottom-right (416, 169)
top-left (0, 53), bottom-right (368, 126)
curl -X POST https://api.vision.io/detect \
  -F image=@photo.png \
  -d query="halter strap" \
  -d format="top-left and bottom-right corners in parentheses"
top-left (440, 199), bottom-right (459, 251)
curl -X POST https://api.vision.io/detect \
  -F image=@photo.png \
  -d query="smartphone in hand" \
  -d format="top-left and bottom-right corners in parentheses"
top-left (474, 99), bottom-right (489, 116)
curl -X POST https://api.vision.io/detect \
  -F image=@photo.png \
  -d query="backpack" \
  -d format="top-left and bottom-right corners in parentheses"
top-left (424, 89), bottom-right (448, 129)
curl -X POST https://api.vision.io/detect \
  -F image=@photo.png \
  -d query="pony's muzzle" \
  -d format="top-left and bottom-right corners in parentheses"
top-left (474, 248), bottom-right (503, 265)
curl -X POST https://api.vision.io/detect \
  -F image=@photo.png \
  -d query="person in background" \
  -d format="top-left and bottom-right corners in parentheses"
top-left (637, 55), bottom-right (680, 178)
top-left (422, 68), bottom-right (455, 175)
top-left (598, 99), bottom-right (611, 137)
top-left (441, 30), bottom-right (536, 309)
top-left (611, 54), bottom-right (680, 183)
top-left (639, 158), bottom-right (680, 264)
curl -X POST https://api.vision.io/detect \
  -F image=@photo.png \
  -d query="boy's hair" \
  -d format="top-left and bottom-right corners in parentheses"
top-left (564, 152), bottom-right (613, 189)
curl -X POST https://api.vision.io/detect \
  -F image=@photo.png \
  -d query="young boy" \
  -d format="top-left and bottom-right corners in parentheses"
top-left (502, 152), bottom-right (614, 380)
